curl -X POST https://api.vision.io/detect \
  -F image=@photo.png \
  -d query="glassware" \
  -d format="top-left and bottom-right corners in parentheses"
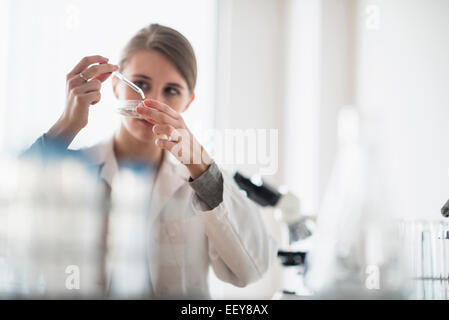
top-left (116, 100), bottom-right (144, 119)
top-left (112, 71), bottom-right (145, 100)
top-left (112, 71), bottom-right (146, 119)
top-left (398, 220), bottom-right (449, 300)
top-left (304, 107), bottom-right (409, 299)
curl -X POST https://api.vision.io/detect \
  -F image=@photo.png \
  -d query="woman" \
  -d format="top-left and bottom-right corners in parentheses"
top-left (27, 24), bottom-right (276, 298)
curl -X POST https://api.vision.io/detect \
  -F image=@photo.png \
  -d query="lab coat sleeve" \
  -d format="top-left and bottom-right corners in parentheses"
top-left (20, 134), bottom-right (80, 159)
top-left (190, 168), bottom-right (278, 287)
top-left (188, 161), bottom-right (224, 210)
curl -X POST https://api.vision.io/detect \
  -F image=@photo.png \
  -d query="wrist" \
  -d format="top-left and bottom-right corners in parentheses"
top-left (47, 117), bottom-right (80, 148)
top-left (186, 162), bottom-right (210, 180)
top-left (186, 148), bottom-right (213, 180)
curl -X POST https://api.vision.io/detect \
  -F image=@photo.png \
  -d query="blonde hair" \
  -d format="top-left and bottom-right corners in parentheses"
top-left (119, 24), bottom-right (197, 93)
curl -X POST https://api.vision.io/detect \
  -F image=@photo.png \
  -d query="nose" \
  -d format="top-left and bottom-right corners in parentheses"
top-left (146, 87), bottom-right (163, 102)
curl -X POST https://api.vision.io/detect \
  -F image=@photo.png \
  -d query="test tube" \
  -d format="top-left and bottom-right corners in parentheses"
top-left (112, 71), bottom-right (145, 100)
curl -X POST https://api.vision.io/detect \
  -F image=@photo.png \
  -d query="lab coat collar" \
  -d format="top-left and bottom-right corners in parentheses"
top-left (84, 135), bottom-right (191, 214)
top-left (83, 137), bottom-right (118, 188)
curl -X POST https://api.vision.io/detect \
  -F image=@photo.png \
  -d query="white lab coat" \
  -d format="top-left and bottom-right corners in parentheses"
top-left (83, 136), bottom-right (277, 299)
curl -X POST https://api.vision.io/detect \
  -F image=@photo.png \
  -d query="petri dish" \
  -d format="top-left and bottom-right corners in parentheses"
top-left (116, 100), bottom-right (144, 118)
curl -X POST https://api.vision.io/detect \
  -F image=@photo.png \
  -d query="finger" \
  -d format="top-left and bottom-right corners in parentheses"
top-left (68, 55), bottom-right (109, 77)
top-left (154, 125), bottom-right (181, 142)
top-left (67, 73), bottom-right (90, 90)
top-left (67, 65), bottom-right (114, 89)
top-left (144, 99), bottom-right (179, 120)
top-left (136, 106), bottom-right (178, 126)
top-left (152, 124), bottom-right (175, 136)
top-left (156, 133), bottom-right (182, 142)
top-left (94, 72), bottom-right (113, 83)
top-left (155, 134), bottom-right (172, 141)
top-left (155, 138), bottom-right (178, 151)
top-left (77, 91), bottom-right (102, 106)
top-left (72, 80), bottom-right (101, 95)
top-left (166, 136), bottom-right (181, 142)
top-left (82, 63), bottom-right (119, 82)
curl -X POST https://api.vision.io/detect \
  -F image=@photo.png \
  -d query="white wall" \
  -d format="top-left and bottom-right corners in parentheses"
top-left (283, 0), bottom-right (322, 214)
top-left (211, 0), bottom-right (286, 299)
top-left (319, 0), bottom-right (355, 211)
top-left (214, 0), bottom-right (285, 183)
top-left (0, 0), bottom-right (10, 152)
top-left (355, 0), bottom-right (449, 220)
top-left (283, 0), bottom-right (354, 216)
top-left (1, 0), bottom-right (216, 153)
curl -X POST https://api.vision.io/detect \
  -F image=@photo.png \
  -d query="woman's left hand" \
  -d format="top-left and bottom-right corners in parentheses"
top-left (136, 99), bottom-right (212, 179)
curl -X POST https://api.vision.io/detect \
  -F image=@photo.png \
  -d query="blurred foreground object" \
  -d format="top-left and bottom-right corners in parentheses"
top-left (107, 163), bottom-right (155, 299)
top-left (0, 152), bottom-right (104, 298)
top-left (0, 148), bottom-right (156, 299)
top-left (398, 220), bottom-right (449, 300)
top-left (304, 107), bottom-right (409, 299)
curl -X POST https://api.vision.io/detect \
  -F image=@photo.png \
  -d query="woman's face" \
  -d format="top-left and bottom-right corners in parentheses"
top-left (113, 49), bottom-right (194, 143)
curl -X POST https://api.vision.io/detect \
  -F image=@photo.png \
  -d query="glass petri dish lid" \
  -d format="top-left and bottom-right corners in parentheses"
top-left (116, 100), bottom-right (144, 118)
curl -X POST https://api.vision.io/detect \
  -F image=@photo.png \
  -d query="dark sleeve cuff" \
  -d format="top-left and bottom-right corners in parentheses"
top-left (188, 161), bottom-right (224, 210)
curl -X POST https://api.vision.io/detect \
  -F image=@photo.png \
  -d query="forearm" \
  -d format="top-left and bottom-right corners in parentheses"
top-left (21, 120), bottom-right (80, 158)
top-left (185, 145), bottom-right (213, 180)
top-left (46, 116), bottom-right (81, 149)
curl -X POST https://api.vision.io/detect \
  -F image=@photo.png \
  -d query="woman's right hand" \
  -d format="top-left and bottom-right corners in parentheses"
top-left (47, 55), bottom-right (119, 146)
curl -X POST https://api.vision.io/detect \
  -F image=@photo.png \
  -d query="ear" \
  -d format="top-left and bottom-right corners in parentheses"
top-left (182, 93), bottom-right (195, 113)
top-left (111, 76), bottom-right (120, 99)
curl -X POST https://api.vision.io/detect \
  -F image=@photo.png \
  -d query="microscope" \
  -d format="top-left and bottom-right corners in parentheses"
top-left (441, 199), bottom-right (449, 218)
top-left (233, 172), bottom-right (315, 297)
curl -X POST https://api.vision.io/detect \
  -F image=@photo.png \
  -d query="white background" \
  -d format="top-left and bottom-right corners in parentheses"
top-left (0, 0), bottom-right (217, 152)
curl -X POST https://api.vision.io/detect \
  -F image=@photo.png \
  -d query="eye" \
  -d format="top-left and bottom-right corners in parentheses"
top-left (164, 87), bottom-right (180, 96)
top-left (134, 81), bottom-right (149, 91)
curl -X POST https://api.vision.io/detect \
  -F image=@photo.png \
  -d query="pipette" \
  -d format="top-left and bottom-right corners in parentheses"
top-left (112, 71), bottom-right (145, 100)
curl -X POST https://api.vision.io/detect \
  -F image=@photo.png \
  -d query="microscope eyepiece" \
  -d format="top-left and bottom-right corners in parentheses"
top-left (441, 199), bottom-right (449, 218)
